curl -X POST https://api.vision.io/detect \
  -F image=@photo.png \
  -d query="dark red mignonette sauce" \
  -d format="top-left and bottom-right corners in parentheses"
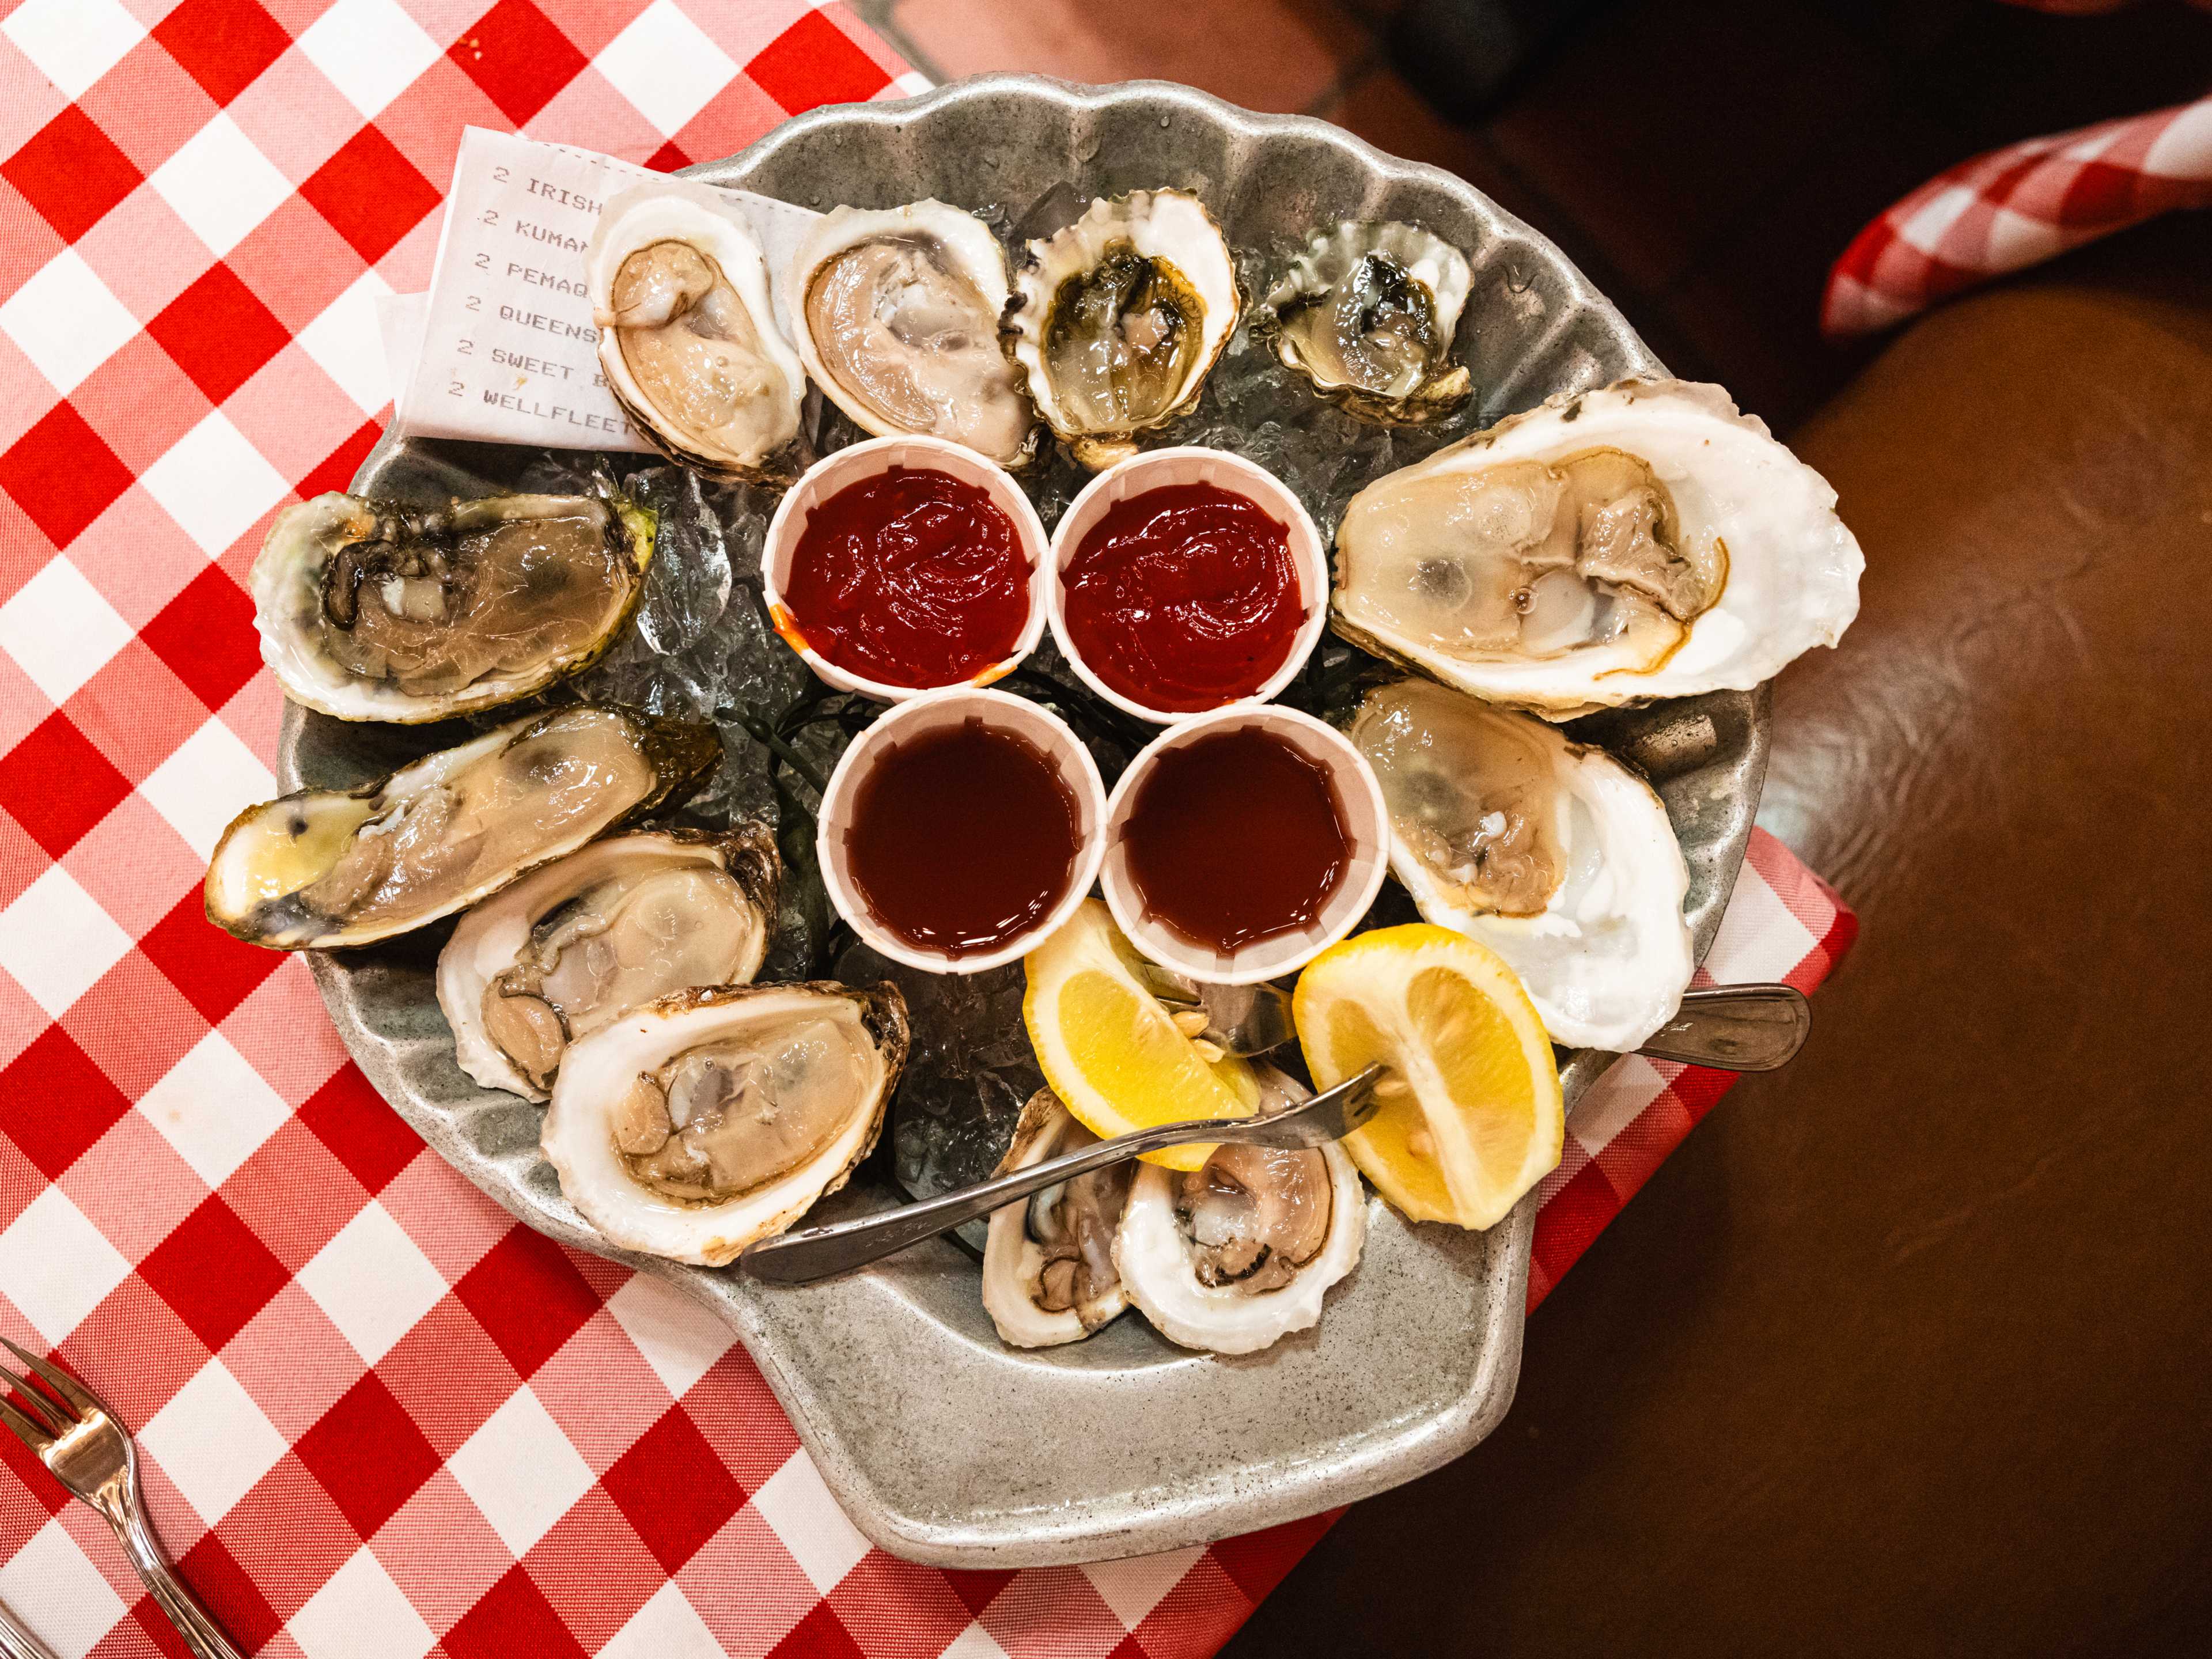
top-left (779, 465), bottom-right (1031, 688)
top-left (844, 719), bottom-right (1082, 959)
top-left (1060, 482), bottom-right (1306, 713)
top-left (1121, 725), bottom-right (1351, 953)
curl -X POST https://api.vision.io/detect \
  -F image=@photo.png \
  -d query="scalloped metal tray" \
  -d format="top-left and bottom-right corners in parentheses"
top-left (288, 75), bottom-right (1766, 1567)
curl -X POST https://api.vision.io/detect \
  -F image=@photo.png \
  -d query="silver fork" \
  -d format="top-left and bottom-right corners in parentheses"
top-left (0, 1336), bottom-right (243, 1659)
top-left (0, 1594), bottom-right (60, 1659)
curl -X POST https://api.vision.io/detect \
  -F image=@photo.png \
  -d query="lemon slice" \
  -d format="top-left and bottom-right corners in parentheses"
top-left (1023, 900), bottom-right (1260, 1171)
top-left (1294, 924), bottom-right (1563, 1229)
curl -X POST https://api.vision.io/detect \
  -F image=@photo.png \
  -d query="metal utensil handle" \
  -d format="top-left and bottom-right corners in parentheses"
top-left (99, 1493), bottom-right (245, 1659)
top-left (1639, 983), bottom-right (1811, 1071)
top-left (741, 1112), bottom-right (1238, 1285)
top-left (0, 1594), bottom-right (60, 1659)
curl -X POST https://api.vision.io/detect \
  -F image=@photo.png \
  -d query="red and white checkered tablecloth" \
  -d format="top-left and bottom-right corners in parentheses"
top-left (0, 4), bottom-right (1858, 1654)
top-left (1823, 92), bottom-right (2212, 338)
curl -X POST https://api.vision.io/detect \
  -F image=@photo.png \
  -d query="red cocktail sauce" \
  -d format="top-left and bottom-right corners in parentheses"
top-left (1059, 482), bottom-right (1305, 713)
top-left (780, 465), bottom-right (1031, 688)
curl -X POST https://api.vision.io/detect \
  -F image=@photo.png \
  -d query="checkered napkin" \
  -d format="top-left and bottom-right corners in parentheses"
top-left (1822, 93), bottom-right (2212, 338)
top-left (0, 3), bottom-right (1857, 1654)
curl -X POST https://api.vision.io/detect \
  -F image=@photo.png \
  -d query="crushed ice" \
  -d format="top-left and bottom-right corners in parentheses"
top-left (536, 213), bottom-right (1491, 1226)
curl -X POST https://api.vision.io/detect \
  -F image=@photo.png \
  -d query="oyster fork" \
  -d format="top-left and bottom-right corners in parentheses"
top-left (0, 1336), bottom-right (242, 1659)
top-left (0, 1593), bottom-right (60, 1659)
top-left (741, 1063), bottom-right (1385, 1283)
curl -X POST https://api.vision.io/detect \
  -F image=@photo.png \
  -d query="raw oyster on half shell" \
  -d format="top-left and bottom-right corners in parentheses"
top-left (438, 822), bottom-right (779, 1100)
top-left (1253, 221), bottom-right (1472, 424)
top-left (252, 491), bottom-right (654, 723)
top-left (1005, 189), bottom-right (1240, 469)
top-left (788, 200), bottom-right (1037, 466)
top-left (587, 178), bottom-right (806, 482)
top-left (1333, 380), bottom-right (1862, 717)
top-left (980, 1089), bottom-right (1130, 1348)
top-left (1112, 1067), bottom-right (1365, 1354)
top-left (1351, 678), bottom-right (1692, 1052)
top-left (204, 706), bottom-right (719, 950)
top-left (541, 981), bottom-right (909, 1265)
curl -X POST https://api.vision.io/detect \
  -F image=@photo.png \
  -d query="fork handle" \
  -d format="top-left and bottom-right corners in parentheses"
top-left (739, 1112), bottom-right (1231, 1284)
top-left (741, 1063), bottom-right (1381, 1285)
top-left (0, 1593), bottom-right (62, 1659)
top-left (97, 1494), bottom-right (245, 1659)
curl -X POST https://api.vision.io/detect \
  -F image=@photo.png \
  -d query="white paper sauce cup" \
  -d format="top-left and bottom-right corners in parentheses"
top-left (764, 434), bottom-right (1051, 702)
top-left (817, 687), bottom-right (1108, 975)
top-left (1046, 446), bottom-right (1328, 725)
top-left (1100, 703), bottom-right (1389, 984)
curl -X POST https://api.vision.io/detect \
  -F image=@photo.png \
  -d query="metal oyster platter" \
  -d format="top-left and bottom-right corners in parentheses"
top-left (289, 76), bottom-right (1766, 1566)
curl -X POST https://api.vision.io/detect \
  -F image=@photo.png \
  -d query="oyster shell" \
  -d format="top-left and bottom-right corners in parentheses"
top-left (788, 201), bottom-right (1038, 466)
top-left (1112, 1067), bottom-right (1365, 1354)
top-left (204, 706), bottom-right (719, 950)
top-left (437, 821), bottom-right (779, 1100)
top-left (980, 1089), bottom-right (1130, 1347)
top-left (1332, 379), bottom-right (1863, 717)
top-left (252, 491), bottom-right (654, 724)
top-left (541, 981), bottom-right (909, 1264)
top-left (1351, 679), bottom-right (1692, 1051)
top-left (587, 178), bottom-right (806, 482)
top-left (1253, 221), bottom-right (1472, 424)
top-left (1005, 188), bottom-right (1240, 469)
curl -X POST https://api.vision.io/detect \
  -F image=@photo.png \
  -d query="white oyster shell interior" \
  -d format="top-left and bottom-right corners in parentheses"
top-left (541, 984), bottom-right (897, 1266)
top-left (251, 493), bottom-right (648, 724)
top-left (1112, 1070), bottom-right (1365, 1354)
top-left (980, 1090), bottom-right (1130, 1348)
top-left (587, 179), bottom-right (806, 479)
top-left (438, 828), bottom-right (775, 1102)
top-left (1263, 220), bottom-right (1472, 412)
top-left (1334, 379), bottom-right (1863, 714)
top-left (788, 200), bottom-right (1036, 465)
top-left (204, 707), bottom-right (702, 950)
top-left (1352, 679), bottom-right (1693, 1052)
top-left (1007, 189), bottom-right (1240, 467)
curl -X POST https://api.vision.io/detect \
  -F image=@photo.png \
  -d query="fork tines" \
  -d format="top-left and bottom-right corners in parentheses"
top-left (0, 1334), bottom-right (98, 1448)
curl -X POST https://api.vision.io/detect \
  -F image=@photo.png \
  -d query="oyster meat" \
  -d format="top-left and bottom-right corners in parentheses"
top-left (438, 822), bottom-right (779, 1100)
top-left (587, 179), bottom-right (806, 482)
top-left (1351, 679), bottom-right (1692, 1051)
top-left (1006, 188), bottom-right (1240, 469)
top-left (789, 201), bottom-right (1037, 466)
top-left (980, 1089), bottom-right (1130, 1347)
top-left (541, 981), bottom-right (909, 1264)
top-left (1113, 1068), bottom-right (1365, 1354)
top-left (1333, 380), bottom-right (1863, 716)
top-left (1254, 221), bottom-right (1472, 424)
top-left (204, 706), bottom-right (719, 950)
top-left (252, 491), bottom-right (653, 723)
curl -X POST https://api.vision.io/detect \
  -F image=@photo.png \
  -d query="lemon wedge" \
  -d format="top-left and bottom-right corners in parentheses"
top-left (1294, 924), bottom-right (1563, 1229)
top-left (1023, 900), bottom-right (1260, 1171)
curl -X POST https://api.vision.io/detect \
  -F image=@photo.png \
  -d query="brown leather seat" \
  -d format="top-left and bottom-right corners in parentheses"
top-left (1230, 228), bottom-right (2212, 1654)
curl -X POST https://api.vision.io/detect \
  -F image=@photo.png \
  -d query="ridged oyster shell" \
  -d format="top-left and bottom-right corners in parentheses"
top-left (1350, 679), bottom-right (1692, 1051)
top-left (1005, 188), bottom-right (1240, 470)
top-left (437, 821), bottom-right (779, 1101)
top-left (541, 980), bottom-right (910, 1265)
top-left (587, 178), bottom-right (807, 482)
top-left (980, 1089), bottom-right (1130, 1348)
top-left (1112, 1067), bottom-right (1365, 1354)
top-left (252, 491), bottom-right (654, 724)
top-left (1253, 220), bottom-right (1472, 424)
top-left (1332, 378), bottom-right (1863, 717)
top-left (203, 706), bottom-right (719, 950)
top-left (787, 200), bottom-right (1038, 467)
